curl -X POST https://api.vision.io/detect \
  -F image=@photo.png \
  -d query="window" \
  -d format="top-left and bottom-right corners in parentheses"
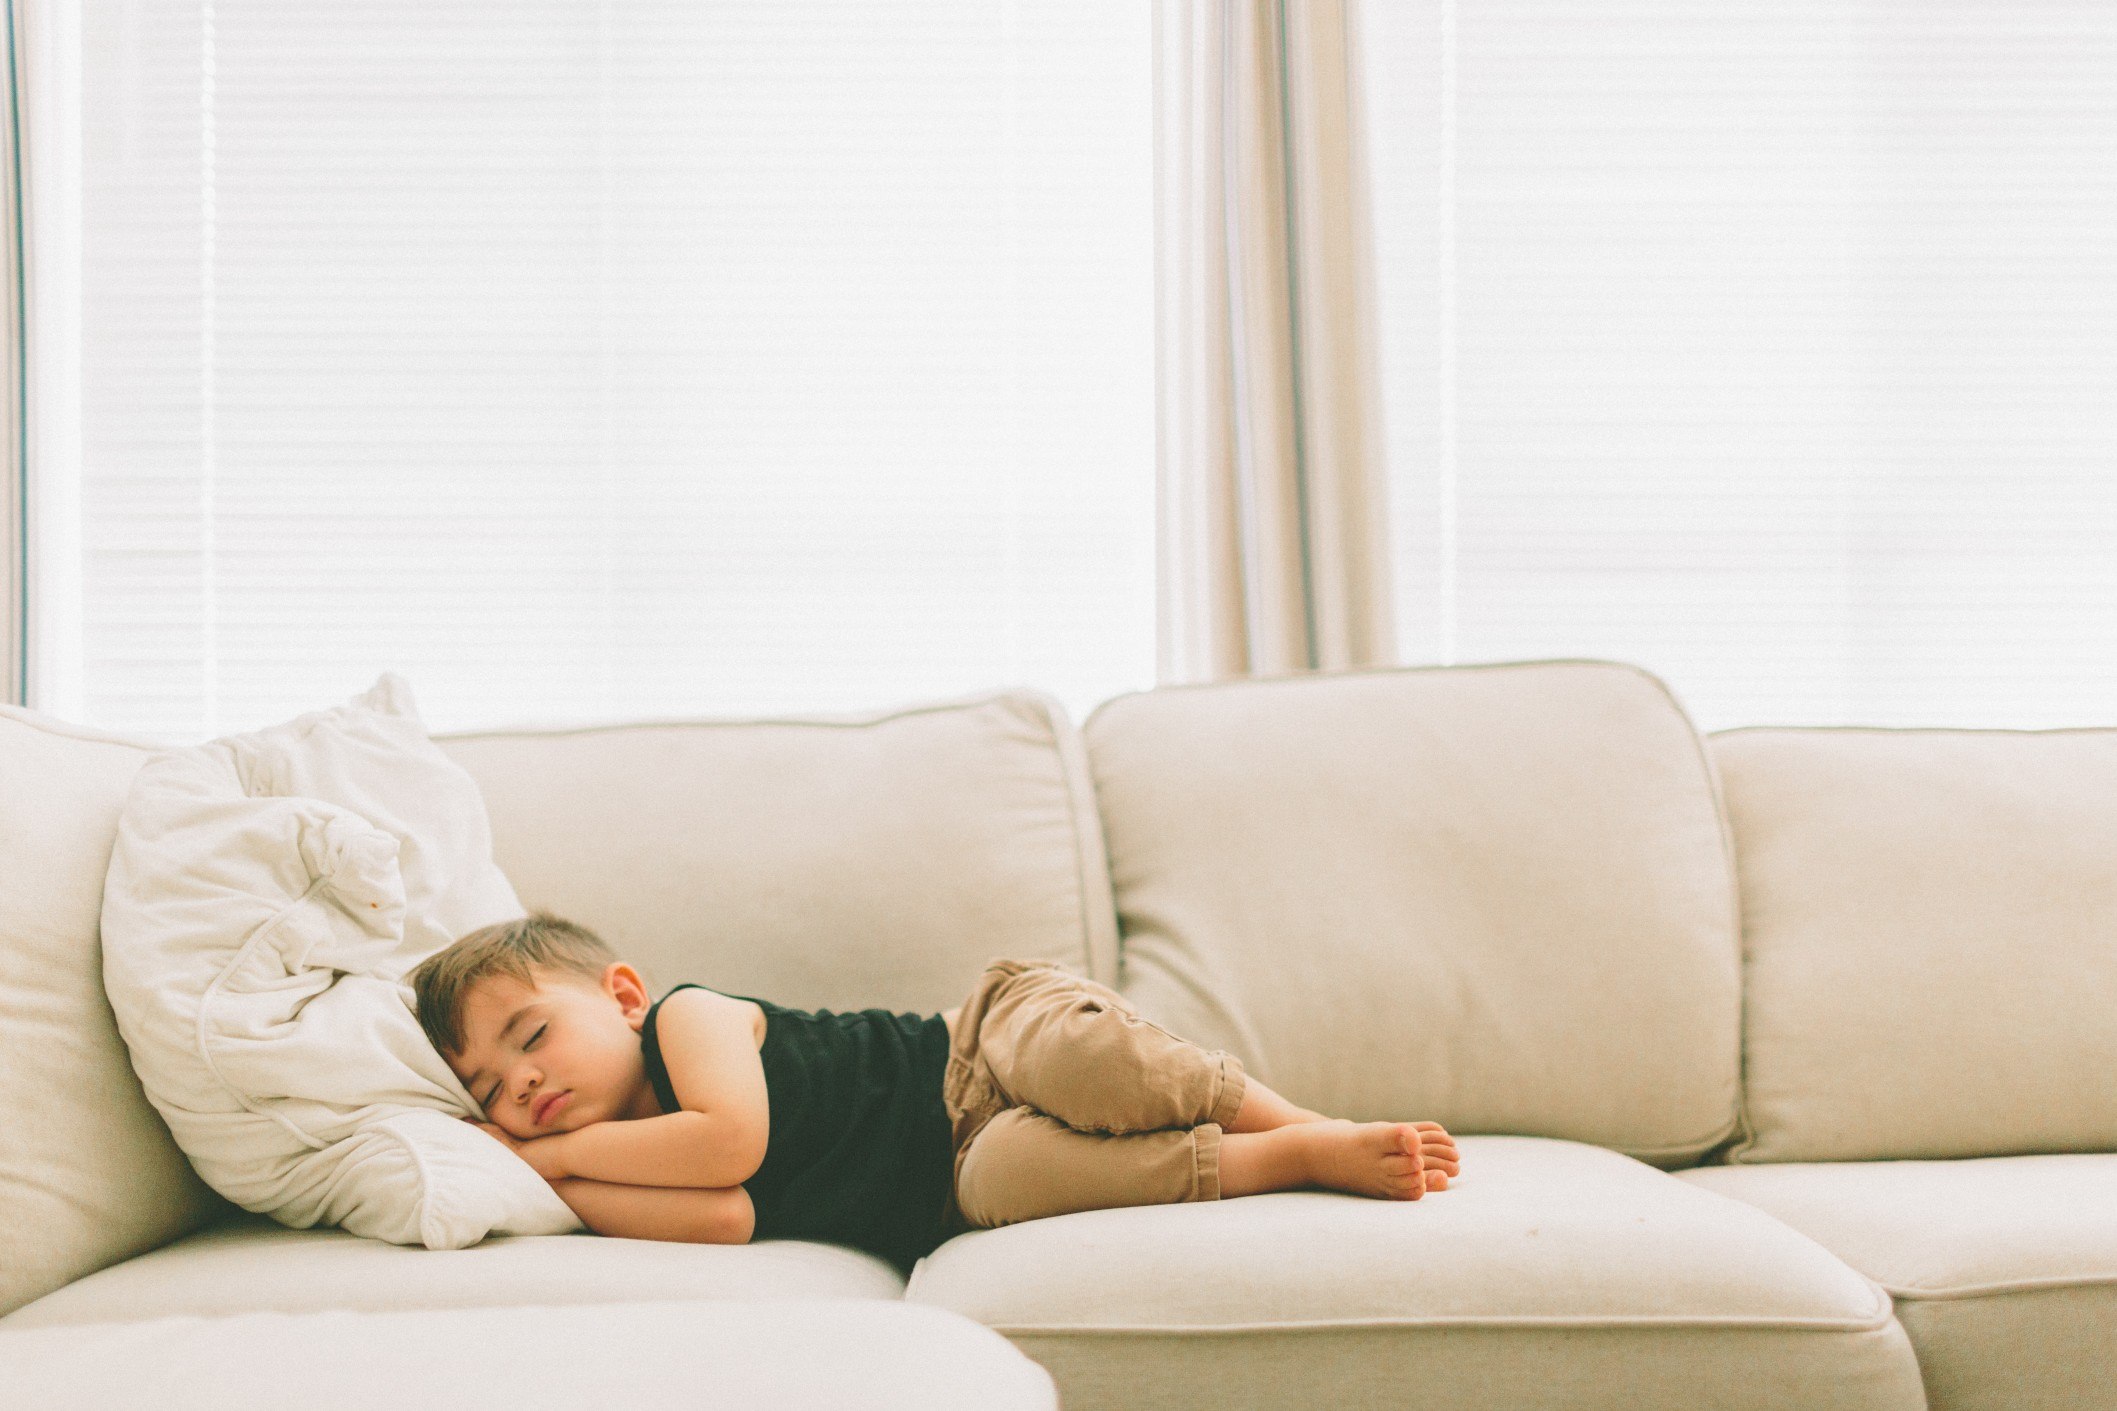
top-left (1358, 0), bottom-right (2117, 729)
top-left (40, 1), bottom-right (1155, 740)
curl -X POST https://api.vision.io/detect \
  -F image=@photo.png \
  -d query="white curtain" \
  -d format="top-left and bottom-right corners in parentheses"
top-left (1359, 0), bottom-right (2117, 730)
top-left (1154, 0), bottom-right (1394, 684)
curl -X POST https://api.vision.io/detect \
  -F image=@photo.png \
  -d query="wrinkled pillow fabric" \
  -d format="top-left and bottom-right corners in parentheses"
top-left (98, 675), bottom-right (580, 1248)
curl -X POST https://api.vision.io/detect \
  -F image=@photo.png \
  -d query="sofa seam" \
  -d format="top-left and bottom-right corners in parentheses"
top-left (1880, 1271), bottom-right (2117, 1302)
top-left (435, 690), bottom-right (1036, 742)
top-left (0, 701), bottom-right (159, 748)
top-left (1081, 656), bottom-right (1695, 726)
top-left (976, 1308), bottom-right (1901, 1336)
top-left (1714, 730), bottom-right (1766, 1166)
top-left (1026, 689), bottom-right (1119, 989)
top-left (1709, 722), bottom-right (2117, 741)
top-left (1606, 659), bottom-right (1753, 1165)
top-left (1619, 1121), bottom-right (1745, 1162)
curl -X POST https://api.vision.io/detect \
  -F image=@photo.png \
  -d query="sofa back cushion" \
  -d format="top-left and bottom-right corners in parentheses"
top-left (0, 708), bottom-right (231, 1319)
top-left (1084, 661), bottom-right (1741, 1166)
top-left (437, 691), bottom-right (1115, 1013)
top-left (1714, 726), bottom-right (2117, 1163)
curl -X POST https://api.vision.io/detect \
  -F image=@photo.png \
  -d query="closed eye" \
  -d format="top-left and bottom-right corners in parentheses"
top-left (478, 1025), bottom-right (546, 1107)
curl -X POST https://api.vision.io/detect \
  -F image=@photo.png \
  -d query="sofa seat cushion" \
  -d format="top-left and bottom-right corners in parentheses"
top-left (0, 1300), bottom-right (1057, 1411)
top-left (1679, 1155), bottom-right (2117, 1411)
top-left (1, 1213), bottom-right (902, 1329)
top-left (905, 1137), bottom-right (1926, 1411)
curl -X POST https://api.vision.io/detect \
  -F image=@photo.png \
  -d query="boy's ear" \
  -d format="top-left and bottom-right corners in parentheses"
top-left (606, 962), bottom-right (651, 1029)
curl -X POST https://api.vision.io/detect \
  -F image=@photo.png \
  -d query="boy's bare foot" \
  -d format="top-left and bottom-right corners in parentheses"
top-left (1286, 1119), bottom-right (1460, 1199)
top-left (1296, 1120), bottom-right (1430, 1200)
top-left (1218, 1115), bottom-right (1463, 1199)
top-left (1222, 1080), bottom-right (1462, 1197)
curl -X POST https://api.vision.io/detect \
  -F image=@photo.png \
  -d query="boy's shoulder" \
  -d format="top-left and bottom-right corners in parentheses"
top-left (650, 985), bottom-right (772, 1174)
top-left (656, 984), bottom-right (768, 1053)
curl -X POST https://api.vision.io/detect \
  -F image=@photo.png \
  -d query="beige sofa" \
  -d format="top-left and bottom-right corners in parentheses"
top-left (4, 660), bottom-right (2111, 1410)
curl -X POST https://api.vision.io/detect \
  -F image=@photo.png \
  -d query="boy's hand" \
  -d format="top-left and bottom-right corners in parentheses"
top-left (463, 1117), bottom-right (569, 1182)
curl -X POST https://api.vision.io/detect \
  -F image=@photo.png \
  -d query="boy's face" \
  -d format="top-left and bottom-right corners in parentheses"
top-left (447, 962), bottom-right (663, 1139)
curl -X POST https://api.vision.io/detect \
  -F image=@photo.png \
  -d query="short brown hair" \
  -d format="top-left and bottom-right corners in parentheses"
top-left (410, 910), bottom-right (618, 1057)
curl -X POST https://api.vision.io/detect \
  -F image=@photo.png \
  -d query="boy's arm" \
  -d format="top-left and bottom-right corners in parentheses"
top-left (547, 1176), bottom-right (754, 1245)
top-left (536, 1111), bottom-right (761, 1188)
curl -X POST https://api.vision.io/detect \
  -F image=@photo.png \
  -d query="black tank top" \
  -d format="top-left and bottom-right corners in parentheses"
top-left (640, 983), bottom-right (955, 1273)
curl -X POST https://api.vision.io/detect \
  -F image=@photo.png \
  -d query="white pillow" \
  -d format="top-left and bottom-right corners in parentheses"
top-left (98, 675), bottom-right (581, 1248)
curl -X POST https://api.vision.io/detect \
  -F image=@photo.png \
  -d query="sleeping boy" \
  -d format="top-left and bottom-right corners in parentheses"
top-left (410, 912), bottom-right (1459, 1271)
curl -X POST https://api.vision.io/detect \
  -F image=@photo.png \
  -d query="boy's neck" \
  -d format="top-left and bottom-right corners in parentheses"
top-left (622, 1075), bottom-right (667, 1122)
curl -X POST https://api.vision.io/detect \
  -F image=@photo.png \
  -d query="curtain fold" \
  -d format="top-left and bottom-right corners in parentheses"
top-left (2, 0), bottom-right (22, 707)
top-left (1154, 0), bottom-right (1393, 684)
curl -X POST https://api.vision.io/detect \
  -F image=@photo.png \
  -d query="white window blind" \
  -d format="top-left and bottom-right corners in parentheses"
top-left (48, 0), bottom-right (1154, 741)
top-left (1356, 0), bottom-right (2117, 730)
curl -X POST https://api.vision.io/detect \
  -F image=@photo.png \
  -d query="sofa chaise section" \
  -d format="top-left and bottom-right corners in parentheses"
top-left (908, 1136), bottom-right (1926, 1411)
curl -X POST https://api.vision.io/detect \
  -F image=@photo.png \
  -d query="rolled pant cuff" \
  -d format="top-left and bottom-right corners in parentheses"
top-left (1192, 1122), bottom-right (1224, 1202)
top-left (1208, 1052), bottom-right (1247, 1132)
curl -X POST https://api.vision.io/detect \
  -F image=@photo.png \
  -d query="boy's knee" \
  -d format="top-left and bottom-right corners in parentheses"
top-left (955, 1107), bottom-right (1075, 1228)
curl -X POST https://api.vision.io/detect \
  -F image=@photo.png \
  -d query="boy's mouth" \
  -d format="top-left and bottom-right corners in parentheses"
top-left (533, 1091), bottom-right (569, 1126)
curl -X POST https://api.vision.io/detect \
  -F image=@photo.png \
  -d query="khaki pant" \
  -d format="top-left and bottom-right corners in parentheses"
top-left (940, 959), bottom-right (1249, 1232)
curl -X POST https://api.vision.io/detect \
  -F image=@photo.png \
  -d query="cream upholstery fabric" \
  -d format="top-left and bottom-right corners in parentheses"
top-left (908, 1136), bottom-right (1924, 1411)
top-left (1, 1213), bottom-right (903, 1328)
top-left (1679, 1156), bottom-right (2117, 1411)
top-left (0, 1301), bottom-right (1059, 1411)
top-left (438, 690), bottom-right (1116, 1010)
top-left (1712, 727), bottom-right (2117, 1162)
top-left (0, 707), bottom-right (231, 1318)
top-left (1087, 661), bottom-right (1740, 1163)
